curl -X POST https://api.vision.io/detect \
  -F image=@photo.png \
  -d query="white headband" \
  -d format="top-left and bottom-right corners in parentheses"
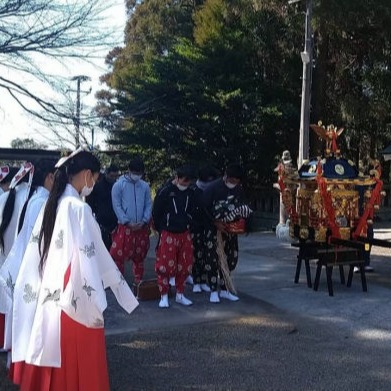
top-left (55, 147), bottom-right (84, 168)
top-left (0, 166), bottom-right (9, 182)
top-left (9, 162), bottom-right (34, 190)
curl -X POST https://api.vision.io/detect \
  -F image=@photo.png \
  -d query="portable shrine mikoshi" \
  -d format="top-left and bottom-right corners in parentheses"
top-left (277, 122), bottom-right (384, 245)
top-left (276, 122), bottom-right (390, 295)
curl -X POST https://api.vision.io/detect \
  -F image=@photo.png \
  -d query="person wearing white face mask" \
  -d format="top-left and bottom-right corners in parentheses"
top-left (202, 164), bottom-right (245, 303)
top-left (152, 165), bottom-right (196, 308)
top-left (110, 157), bottom-right (152, 283)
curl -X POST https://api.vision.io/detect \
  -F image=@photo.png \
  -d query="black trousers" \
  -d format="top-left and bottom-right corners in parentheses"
top-left (204, 228), bottom-right (238, 291)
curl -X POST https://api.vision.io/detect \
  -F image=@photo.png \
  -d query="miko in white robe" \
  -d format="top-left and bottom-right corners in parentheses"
top-left (12, 184), bottom-right (138, 391)
top-left (0, 186), bottom-right (49, 349)
top-left (0, 182), bottom-right (29, 353)
top-left (0, 182), bottom-right (29, 267)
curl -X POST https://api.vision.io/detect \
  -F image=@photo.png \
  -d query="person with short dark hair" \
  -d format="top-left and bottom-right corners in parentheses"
top-left (110, 157), bottom-right (152, 283)
top-left (11, 149), bottom-right (138, 391)
top-left (203, 164), bottom-right (247, 303)
top-left (87, 164), bottom-right (119, 249)
top-left (152, 165), bottom-right (196, 308)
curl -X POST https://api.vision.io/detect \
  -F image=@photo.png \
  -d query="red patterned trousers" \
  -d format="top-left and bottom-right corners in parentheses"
top-left (110, 224), bottom-right (150, 283)
top-left (155, 230), bottom-right (193, 295)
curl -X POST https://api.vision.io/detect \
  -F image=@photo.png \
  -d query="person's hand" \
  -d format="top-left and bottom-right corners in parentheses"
top-left (127, 222), bottom-right (146, 231)
top-left (134, 222), bottom-right (145, 231)
top-left (126, 223), bottom-right (138, 231)
top-left (214, 220), bottom-right (227, 232)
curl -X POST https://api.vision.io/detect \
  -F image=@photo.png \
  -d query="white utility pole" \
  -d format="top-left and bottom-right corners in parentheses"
top-left (290, 0), bottom-right (313, 168)
top-left (70, 75), bottom-right (91, 148)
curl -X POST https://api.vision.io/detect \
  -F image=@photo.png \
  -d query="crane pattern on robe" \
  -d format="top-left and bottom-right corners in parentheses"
top-left (55, 230), bottom-right (64, 249)
top-left (80, 242), bottom-right (96, 258)
top-left (82, 278), bottom-right (95, 300)
top-left (30, 233), bottom-right (39, 243)
top-left (42, 288), bottom-right (61, 304)
top-left (71, 291), bottom-right (79, 312)
top-left (23, 283), bottom-right (38, 303)
top-left (6, 271), bottom-right (14, 294)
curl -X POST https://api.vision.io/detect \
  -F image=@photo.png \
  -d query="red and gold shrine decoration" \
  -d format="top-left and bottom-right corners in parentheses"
top-left (315, 160), bottom-right (340, 240)
top-left (275, 122), bottom-right (385, 243)
top-left (277, 162), bottom-right (299, 225)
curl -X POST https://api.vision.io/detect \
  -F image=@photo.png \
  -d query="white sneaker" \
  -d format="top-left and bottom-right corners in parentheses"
top-left (176, 293), bottom-right (193, 306)
top-left (353, 267), bottom-right (360, 273)
top-left (193, 284), bottom-right (202, 293)
top-left (201, 284), bottom-right (211, 292)
top-left (159, 294), bottom-right (169, 308)
top-left (220, 291), bottom-right (239, 301)
top-left (169, 277), bottom-right (175, 286)
top-left (185, 275), bottom-right (194, 285)
top-left (210, 291), bottom-right (220, 303)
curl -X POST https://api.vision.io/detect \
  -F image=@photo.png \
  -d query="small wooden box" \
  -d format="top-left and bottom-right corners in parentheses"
top-left (132, 279), bottom-right (161, 301)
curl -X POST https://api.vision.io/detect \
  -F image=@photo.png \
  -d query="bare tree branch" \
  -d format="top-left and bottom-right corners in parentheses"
top-left (0, 0), bottom-right (124, 146)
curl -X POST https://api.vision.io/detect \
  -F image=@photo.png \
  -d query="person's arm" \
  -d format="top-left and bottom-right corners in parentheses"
top-left (203, 183), bottom-right (227, 232)
top-left (152, 189), bottom-right (166, 233)
top-left (142, 183), bottom-right (152, 225)
top-left (202, 185), bottom-right (216, 224)
top-left (111, 182), bottom-right (128, 224)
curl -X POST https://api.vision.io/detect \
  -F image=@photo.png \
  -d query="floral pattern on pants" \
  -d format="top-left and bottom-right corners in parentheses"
top-left (191, 230), bottom-right (209, 285)
top-left (204, 229), bottom-right (238, 291)
top-left (155, 230), bottom-right (194, 295)
top-left (110, 224), bottom-right (150, 282)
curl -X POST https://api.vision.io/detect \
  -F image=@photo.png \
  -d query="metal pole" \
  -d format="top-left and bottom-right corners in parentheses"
top-left (71, 75), bottom-right (91, 148)
top-left (298, 0), bottom-right (313, 168)
top-left (75, 78), bottom-right (81, 148)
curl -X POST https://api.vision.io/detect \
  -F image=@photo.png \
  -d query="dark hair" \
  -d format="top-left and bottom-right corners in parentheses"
top-left (128, 157), bottom-right (145, 172)
top-left (0, 188), bottom-right (16, 253)
top-left (198, 165), bottom-right (220, 182)
top-left (176, 165), bottom-right (197, 180)
top-left (0, 164), bottom-right (35, 252)
top-left (106, 164), bottom-right (119, 174)
top-left (0, 167), bottom-right (20, 185)
top-left (39, 151), bottom-right (100, 271)
top-left (18, 159), bottom-right (57, 233)
top-left (225, 164), bottom-right (244, 180)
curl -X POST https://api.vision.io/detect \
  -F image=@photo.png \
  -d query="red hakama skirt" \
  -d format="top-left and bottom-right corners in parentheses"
top-left (15, 266), bottom-right (110, 391)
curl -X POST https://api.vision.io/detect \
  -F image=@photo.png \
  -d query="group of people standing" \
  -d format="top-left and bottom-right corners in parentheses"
top-left (0, 149), bottom-right (251, 390)
top-left (88, 157), bottom-right (251, 309)
top-left (0, 150), bottom-right (138, 391)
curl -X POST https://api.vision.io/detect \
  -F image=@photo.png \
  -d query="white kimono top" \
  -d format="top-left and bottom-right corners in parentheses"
top-left (0, 182), bottom-right (29, 267)
top-left (12, 184), bottom-right (139, 367)
top-left (0, 186), bottom-right (49, 349)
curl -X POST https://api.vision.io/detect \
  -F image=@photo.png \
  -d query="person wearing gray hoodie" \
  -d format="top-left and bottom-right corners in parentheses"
top-left (110, 158), bottom-right (152, 283)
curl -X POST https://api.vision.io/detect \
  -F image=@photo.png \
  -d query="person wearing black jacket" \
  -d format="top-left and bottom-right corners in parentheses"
top-left (86, 165), bottom-right (119, 249)
top-left (152, 166), bottom-right (196, 308)
top-left (190, 166), bottom-right (220, 294)
top-left (203, 164), bottom-right (245, 303)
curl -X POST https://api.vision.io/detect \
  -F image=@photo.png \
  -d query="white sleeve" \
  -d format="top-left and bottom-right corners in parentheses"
top-left (59, 203), bottom-right (138, 327)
